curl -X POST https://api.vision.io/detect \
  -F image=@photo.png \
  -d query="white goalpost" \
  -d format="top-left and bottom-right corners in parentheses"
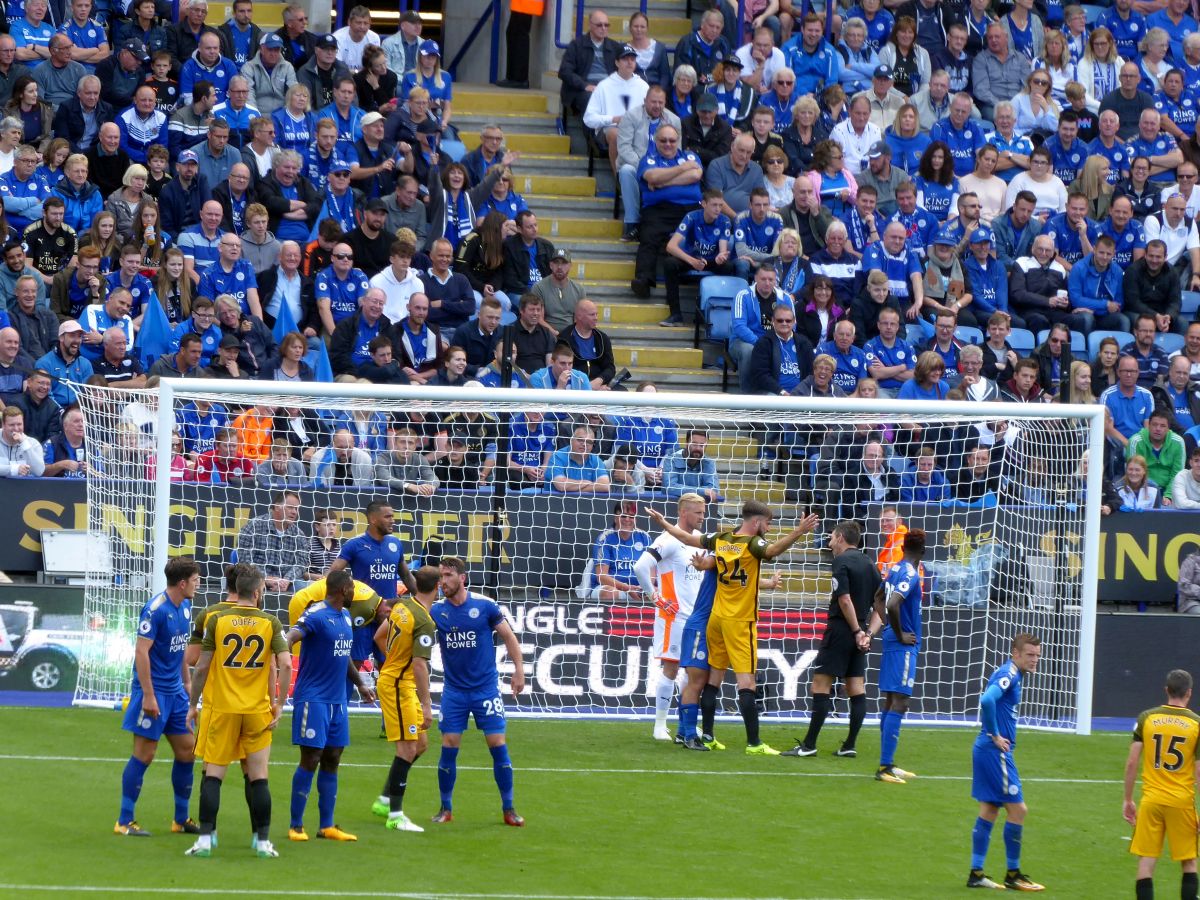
top-left (70, 380), bottom-right (1105, 735)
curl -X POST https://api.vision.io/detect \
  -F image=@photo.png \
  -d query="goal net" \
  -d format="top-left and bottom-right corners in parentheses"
top-left (71, 380), bottom-right (1104, 734)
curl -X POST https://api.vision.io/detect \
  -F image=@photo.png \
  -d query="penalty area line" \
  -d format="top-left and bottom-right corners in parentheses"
top-left (0, 886), bottom-right (829, 900)
top-left (0, 753), bottom-right (1120, 784)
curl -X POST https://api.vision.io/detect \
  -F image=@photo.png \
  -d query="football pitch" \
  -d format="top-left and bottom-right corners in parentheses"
top-left (0, 707), bottom-right (1149, 899)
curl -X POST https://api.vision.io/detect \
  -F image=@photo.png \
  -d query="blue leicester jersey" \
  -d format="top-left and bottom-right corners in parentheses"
top-left (273, 108), bottom-right (317, 153)
top-left (508, 416), bottom-right (557, 466)
top-left (1043, 213), bottom-right (1100, 264)
top-left (864, 336), bottom-right (915, 388)
top-left (293, 601), bottom-right (353, 703)
top-left (733, 211), bottom-right (783, 255)
top-left (975, 660), bottom-right (1024, 749)
top-left (637, 148), bottom-right (703, 208)
top-left (613, 416), bottom-right (679, 468)
top-left (315, 265), bottom-right (370, 323)
top-left (198, 259), bottom-right (257, 315)
top-left (860, 242), bottom-right (921, 300)
top-left (1086, 137), bottom-right (1132, 185)
top-left (1099, 219), bottom-right (1146, 269)
top-left (432, 592), bottom-right (505, 693)
top-left (881, 560), bottom-right (922, 648)
top-left (338, 532), bottom-right (405, 600)
top-left (684, 566), bottom-right (718, 630)
top-left (591, 528), bottom-right (652, 589)
top-left (676, 209), bottom-right (731, 259)
top-left (133, 591), bottom-right (192, 694)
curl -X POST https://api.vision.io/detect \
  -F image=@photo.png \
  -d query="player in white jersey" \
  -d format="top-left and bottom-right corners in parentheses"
top-left (634, 494), bottom-right (708, 741)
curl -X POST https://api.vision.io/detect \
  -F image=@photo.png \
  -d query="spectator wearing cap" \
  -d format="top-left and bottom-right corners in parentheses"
top-left (333, 5), bottom-right (380, 72)
top-left (616, 85), bottom-right (681, 243)
top-left (168, 79), bottom-right (217, 160)
top-left (382, 10), bottom-right (422, 78)
top-left (212, 76), bottom-right (261, 149)
top-left (583, 44), bottom-right (649, 175)
top-left (351, 110), bottom-right (399, 199)
top-left (313, 157), bottom-right (358, 236)
top-left (115, 85), bottom-right (170, 166)
top-left (180, 31), bottom-right (237, 108)
top-left (36, 319), bottom-right (93, 404)
top-left (343, 198), bottom-right (392, 277)
top-left (663, 187), bottom-right (735, 325)
top-left (500, 210), bottom-right (555, 297)
top-left (167, 0), bottom-right (221, 69)
top-left (1068, 234), bottom-right (1132, 333)
top-left (964, 225), bottom-right (1022, 326)
top-left (532, 247), bottom-right (584, 333)
top-left (52, 75), bottom-right (111, 154)
top-left (919, 228), bottom-right (975, 329)
top-left (242, 32), bottom-right (296, 118)
top-left (297, 33), bottom-right (350, 112)
top-left (856, 141), bottom-right (905, 216)
top-left (275, 2), bottom-right (317, 70)
top-left (559, 11), bottom-right (622, 115)
top-left (34, 34), bottom-right (89, 108)
top-left (217, 0), bottom-right (262, 67)
top-left (854, 65), bottom-right (907, 131)
top-left (207, 331), bottom-right (249, 378)
top-left (400, 40), bottom-right (454, 126)
top-left (680, 91), bottom-right (734, 170)
top-left (157, 149), bottom-right (208, 239)
top-left (708, 55), bottom-right (755, 132)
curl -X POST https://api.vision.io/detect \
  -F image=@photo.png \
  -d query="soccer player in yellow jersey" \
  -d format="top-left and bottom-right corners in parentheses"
top-left (648, 500), bottom-right (819, 755)
top-left (1124, 669), bottom-right (1200, 900)
top-left (371, 564), bottom-right (438, 833)
top-left (287, 576), bottom-right (384, 647)
top-left (185, 567), bottom-right (291, 859)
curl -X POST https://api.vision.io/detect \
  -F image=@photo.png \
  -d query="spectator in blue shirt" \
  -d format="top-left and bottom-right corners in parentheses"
top-left (1103, 353), bottom-right (1157, 449)
top-left (1099, 195), bottom-right (1147, 269)
top-left (505, 410), bottom-right (557, 486)
top-left (545, 423), bottom-right (611, 493)
top-left (1128, 107), bottom-right (1184, 183)
top-left (529, 343), bottom-right (592, 392)
top-left (661, 428), bottom-right (721, 501)
top-left (589, 502), bottom-right (651, 600)
top-left (855, 220), bottom-right (924, 312)
top-left (730, 264), bottom-right (795, 392)
top-left (816, 317), bottom-right (870, 392)
top-left (1067, 235), bottom-right (1132, 332)
top-left (840, 183), bottom-right (887, 256)
top-left (929, 93), bottom-right (987, 177)
top-left (864, 305), bottom-right (915, 396)
top-left (198, 232), bottom-right (262, 319)
top-left (35, 319), bottom-right (93, 405)
top-left (662, 187), bottom-right (734, 325)
top-left (963, 226), bottom-right (1019, 325)
top-left (1042, 111), bottom-right (1089, 184)
top-left (899, 444), bottom-right (949, 501)
top-left (1122, 313), bottom-right (1172, 386)
top-left (314, 241), bottom-right (370, 331)
top-left (1043, 192), bottom-right (1101, 268)
top-left (749, 300), bottom-right (814, 395)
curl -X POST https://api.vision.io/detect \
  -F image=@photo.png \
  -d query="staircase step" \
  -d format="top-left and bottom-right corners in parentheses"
top-left (572, 257), bottom-right (634, 280)
top-left (512, 152), bottom-right (596, 174)
top-left (542, 216), bottom-right (623, 239)
top-left (525, 193), bottom-right (613, 217)
top-left (601, 322), bottom-right (694, 344)
top-left (598, 301), bottom-right (669, 323)
top-left (511, 174), bottom-right (596, 197)
top-left (627, 365), bottom-right (725, 389)
top-left (553, 238), bottom-right (633, 260)
top-left (718, 477), bottom-right (787, 503)
top-left (611, 18), bottom-right (693, 41)
top-left (613, 346), bottom-right (702, 367)
top-left (462, 132), bottom-right (570, 155)
top-left (454, 89), bottom-right (551, 114)
top-left (708, 436), bottom-right (761, 460)
top-left (455, 111), bottom-right (560, 130)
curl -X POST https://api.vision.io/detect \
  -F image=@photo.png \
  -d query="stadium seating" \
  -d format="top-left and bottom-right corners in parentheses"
top-left (1008, 329), bottom-right (1036, 356)
top-left (1088, 329), bottom-right (1132, 361)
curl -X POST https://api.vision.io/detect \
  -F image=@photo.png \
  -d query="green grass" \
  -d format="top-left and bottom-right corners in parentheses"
top-left (0, 707), bottom-right (1160, 899)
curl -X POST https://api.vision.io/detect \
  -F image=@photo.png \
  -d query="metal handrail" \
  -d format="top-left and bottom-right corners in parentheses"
top-left (446, 0), bottom-right (502, 83)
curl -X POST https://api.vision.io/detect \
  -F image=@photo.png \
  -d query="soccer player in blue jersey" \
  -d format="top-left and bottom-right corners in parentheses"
top-left (867, 528), bottom-right (925, 784)
top-left (430, 556), bottom-right (526, 826)
top-left (330, 499), bottom-right (416, 663)
top-left (967, 632), bottom-right (1046, 892)
top-left (676, 557), bottom-right (719, 750)
top-left (285, 569), bottom-right (375, 842)
top-left (115, 557), bottom-right (202, 838)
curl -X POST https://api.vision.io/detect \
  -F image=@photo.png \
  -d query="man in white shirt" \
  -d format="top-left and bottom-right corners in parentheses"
top-left (1144, 192), bottom-right (1200, 289)
top-left (582, 44), bottom-right (648, 174)
top-left (735, 26), bottom-right (784, 93)
top-left (0, 405), bottom-right (45, 477)
top-left (829, 94), bottom-right (882, 173)
top-left (370, 237), bottom-right (424, 322)
top-left (1160, 161), bottom-right (1200, 219)
top-left (333, 5), bottom-right (380, 71)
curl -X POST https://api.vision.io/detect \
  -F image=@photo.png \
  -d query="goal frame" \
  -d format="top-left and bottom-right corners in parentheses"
top-left (149, 379), bottom-right (1105, 735)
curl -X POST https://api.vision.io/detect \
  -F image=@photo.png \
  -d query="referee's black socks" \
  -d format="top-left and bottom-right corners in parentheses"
top-left (737, 689), bottom-right (759, 745)
top-left (803, 692), bottom-right (832, 749)
top-left (700, 684), bottom-right (718, 739)
top-left (844, 694), bottom-right (867, 750)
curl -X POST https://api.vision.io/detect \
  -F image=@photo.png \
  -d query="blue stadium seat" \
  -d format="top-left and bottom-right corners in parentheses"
top-left (1008, 327), bottom-right (1036, 355)
top-left (1155, 332), bottom-right (1186, 355)
top-left (1182, 291), bottom-right (1200, 316)
top-left (697, 275), bottom-right (748, 349)
top-left (701, 305), bottom-right (735, 390)
top-left (1088, 329), bottom-right (1132, 361)
top-left (1036, 329), bottom-right (1086, 356)
top-left (955, 326), bottom-right (984, 345)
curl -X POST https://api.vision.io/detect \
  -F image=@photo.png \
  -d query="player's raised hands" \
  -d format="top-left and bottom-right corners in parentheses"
top-left (760, 571), bottom-right (781, 590)
top-left (645, 506), bottom-right (667, 526)
top-left (797, 512), bottom-right (820, 534)
top-left (691, 552), bottom-right (716, 570)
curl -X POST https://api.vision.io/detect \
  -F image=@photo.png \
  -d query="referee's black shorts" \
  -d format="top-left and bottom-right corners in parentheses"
top-left (812, 620), bottom-right (867, 679)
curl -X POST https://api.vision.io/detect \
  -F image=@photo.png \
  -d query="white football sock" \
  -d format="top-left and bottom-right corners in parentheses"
top-left (654, 672), bottom-right (675, 726)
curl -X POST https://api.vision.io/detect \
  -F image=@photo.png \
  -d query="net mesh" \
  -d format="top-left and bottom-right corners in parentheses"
top-left (70, 381), bottom-right (1095, 731)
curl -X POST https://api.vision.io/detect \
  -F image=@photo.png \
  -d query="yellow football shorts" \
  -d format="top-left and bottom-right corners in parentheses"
top-left (378, 674), bottom-right (422, 742)
top-left (706, 616), bottom-right (758, 674)
top-left (1130, 801), bottom-right (1199, 861)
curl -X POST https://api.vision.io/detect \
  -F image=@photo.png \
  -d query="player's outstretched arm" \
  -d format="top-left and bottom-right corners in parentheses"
top-left (496, 620), bottom-right (526, 697)
top-left (691, 552), bottom-right (716, 570)
top-left (1123, 740), bottom-right (1143, 826)
top-left (763, 512), bottom-right (820, 559)
top-left (645, 507), bottom-right (705, 547)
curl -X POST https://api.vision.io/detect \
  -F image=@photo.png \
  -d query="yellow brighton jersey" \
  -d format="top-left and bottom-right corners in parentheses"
top-left (378, 596), bottom-right (436, 682)
top-left (703, 531), bottom-right (769, 622)
top-left (201, 607), bottom-right (287, 714)
top-left (189, 600), bottom-right (236, 646)
top-left (288, 578), bottom-right (382, 627)
top-left (1134, 705), bottom-right (1200, 808)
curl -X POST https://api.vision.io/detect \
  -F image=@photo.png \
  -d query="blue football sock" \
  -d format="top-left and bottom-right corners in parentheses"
top-left (490, 744), bottom-right (514, 810)
top-left (119, 756), bottom-right (149, 824)
top-left (1003, 822), bottom-right (1023, 871)
top-left (971, 817), bottom-right (994, 871)
top-left (316, 770), bottom-right (338, 830)
top-left (679, 703), bottom-right (698, 739)
top-left (880, 710), bottom-right (904, 767)
top-left (171, 760), bottom-right (193, 824)
top-left (437, 747), bottom-right (459, 810)
top-left (290, 766), bottom-right (314, 828)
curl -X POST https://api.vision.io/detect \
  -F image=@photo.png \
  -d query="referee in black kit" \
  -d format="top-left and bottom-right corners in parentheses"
top-left (784, 521), bottom-right (882, 758)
